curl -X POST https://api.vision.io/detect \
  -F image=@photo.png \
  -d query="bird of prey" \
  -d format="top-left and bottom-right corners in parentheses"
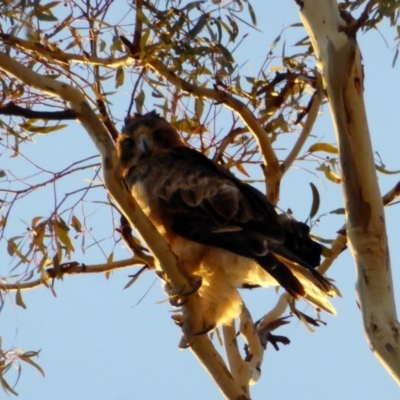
top-left (116, 111), bottom-right (335, 327)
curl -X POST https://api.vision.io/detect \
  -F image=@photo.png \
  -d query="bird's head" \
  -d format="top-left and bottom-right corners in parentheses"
top-left (116, 111), bottom-right (184, 174)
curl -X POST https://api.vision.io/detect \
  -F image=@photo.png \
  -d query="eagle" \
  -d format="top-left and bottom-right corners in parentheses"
top-left (116, 111), bottom-right (335, 327)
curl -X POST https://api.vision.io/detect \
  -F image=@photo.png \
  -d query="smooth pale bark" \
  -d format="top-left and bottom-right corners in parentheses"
top-left (299, 0), bottom-right (400, 384)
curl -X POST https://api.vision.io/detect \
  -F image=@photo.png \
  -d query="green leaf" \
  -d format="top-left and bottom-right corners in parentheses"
top-left (308, 143), bottom-right (338, 154)
top-left (55, 221), bottom-right (75, 255)
top-left (324, 166), bottom-right (341, 183)
top-left (42, 1), bottom-right (61, 9)
top-left (375, 164), bottom-right (400, 175)
top-left (187, 14), bottom-right (210, 38)
top-left (180, 1), bottom-right (206, 12)
top-left (331, 282), bottom-right (343, 298)
top-left (18, 351), bottom-right (45, 377)
top-left (316, 164), bottom-right (341, 184)
top-left (6, 237), bottom-right (28, 262)
top-left (299, 315), bottom-right (316, 333)
top-left (135, 90), bottom-right (145, 114)
top-left (211, 18), bottom-right (223, 43)
top-left (216, 43), bottom-right (234, 64)
top-left (140, 28), bottom-right (151, 54)
top-left (16, 288), bottom-right (27, 309)
top-left (264, 114), bottom-right (287, 133)
top-left (18, 123), bottom-right (68, 134)
top-left (247, 2), bottom-right (257, 26)
top-left (174, 119), bottom-right (192, 133)
top-left (123, 266), bottom-right (147, 290)
top-left (34, 238), bottom-right (47, 259)
top-left (31, 216), bottom-right (44, 228)
top-left (0, 377), bottom-right (18, 396)
top-left (111, 34), bottom-right (123, 53)
top-left (71, 215), bottom-right (82, 233)
top-left (37, 13), bottom-right (59, 22)
top-left (99, 40), bottom-right (106, 52)
top-left (329, 208), bottom-right (345, 215)
top-left (50, 12), bottom-right (72, 37)
top-left (52, 253), bottom-right (62, 277)
top-left (58, 217), bottom-right (69, 232)
top-left (7, 240), bottom-right (17, 256)
top-left (235, 163), bottom-right (250, 177)
top-left (392, 47), bottom-right (399, 68)
top-left (195, 98), bottom-right (204, 119)
top-left (137, 8), bottom-right (151, 26)
top-left (115, 66), bottom-right (124, 88)
top-left (308, 182), bottom-right (320, 219)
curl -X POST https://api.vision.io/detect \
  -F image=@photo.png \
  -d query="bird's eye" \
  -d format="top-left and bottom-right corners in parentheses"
top-left (123, 138), bottom-right (135, 148)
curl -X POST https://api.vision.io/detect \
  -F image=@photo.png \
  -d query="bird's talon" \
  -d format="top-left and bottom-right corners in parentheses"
top-left (171, 314), bottom-right (184, 327)
top-left (181, 275), bottom-right (202, 296)
top-left (169, 294), bottom-right (188, 307)
top-left (194, 324), bottom-right (215, 335)
top-left (178, 336), bottom-right (194, 349)
top-left (155, 270), bottom-right (168, 282)
top-left (167, 276), bottom-right (202, 298)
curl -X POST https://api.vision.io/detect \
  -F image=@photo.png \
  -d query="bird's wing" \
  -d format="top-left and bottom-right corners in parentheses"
top-left (155, 146), bottom-right (285, 252)
top-left (127, 146), bottom-right (332, 302)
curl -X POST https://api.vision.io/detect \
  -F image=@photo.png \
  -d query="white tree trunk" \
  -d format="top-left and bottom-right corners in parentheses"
top-left (299, 0), bottom-right (400, 384)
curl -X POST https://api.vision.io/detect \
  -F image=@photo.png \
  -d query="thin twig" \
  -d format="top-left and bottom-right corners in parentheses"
top-left (222, 322), bottom-right (250, 396)
top-left (0, 33), bottom-right (131, 67)
top-left (239, 305), bottom-right (264, 385)
top-left (281, 83), bottom-right (323, 174)
top-left (0, 257), bottom-right (147, 292)
top-left (0, 102), bottom-right (77, 119)
top-left (133, 0), bottom-right (144, 55)
top-left (318, 180), bottom-right (400, 275)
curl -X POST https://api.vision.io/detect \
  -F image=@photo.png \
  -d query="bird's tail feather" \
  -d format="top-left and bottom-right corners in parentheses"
top-left (255, 253), bottom-right (305, 299)
top-left (255, 251), bottom-right (336, 315)
top-left (274, 254), bottom-right (336, 315)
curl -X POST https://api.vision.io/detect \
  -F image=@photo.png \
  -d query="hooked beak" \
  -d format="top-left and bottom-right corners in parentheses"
top-left (138, 134), bottom-right (151, 156)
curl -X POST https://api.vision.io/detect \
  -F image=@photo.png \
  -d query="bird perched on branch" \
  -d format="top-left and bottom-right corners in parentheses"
top-left (116, 111), bottom-right (335, 328)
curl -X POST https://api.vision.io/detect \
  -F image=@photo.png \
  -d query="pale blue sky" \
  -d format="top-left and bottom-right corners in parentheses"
top-left (1, 1), bottom-right (400, 399)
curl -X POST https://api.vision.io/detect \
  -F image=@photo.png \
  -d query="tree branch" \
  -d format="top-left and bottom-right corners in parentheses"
top-left (280, 83), bottom-right (323, 174)
top-left (383, 180), bottom-right (400, 206)
top-left (318, 180), bottom-right (400, 275)
top-left (239, 305), bottom-right (264, 385)
top-left (0, 33), bottom-right (131, 67)
top-left (132, 0), bottom-right (144, 55)
top-left (2, 29), bottom-right (279, 201)
top-left (148, 60), bottom-right (278, 170)
top-left (0, 258), bottom-right (147, 292)
top-left (223, 323), bottom-right (251, 397)
top-left (0, 101), bottom-right (77, 119)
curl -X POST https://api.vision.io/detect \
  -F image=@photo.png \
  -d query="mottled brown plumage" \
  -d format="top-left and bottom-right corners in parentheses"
top-left (116, 111), bottom-right (335, 326)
